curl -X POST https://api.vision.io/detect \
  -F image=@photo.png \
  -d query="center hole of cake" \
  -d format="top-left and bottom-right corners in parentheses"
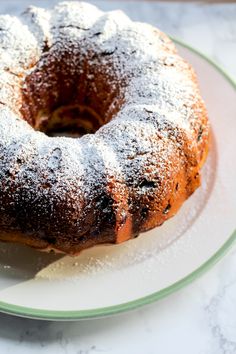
top-left (35, 105), bottom-right (103, 138)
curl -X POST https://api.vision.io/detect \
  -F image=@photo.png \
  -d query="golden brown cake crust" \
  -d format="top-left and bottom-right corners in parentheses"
top-left (0, 2), bottom-right (210, 255)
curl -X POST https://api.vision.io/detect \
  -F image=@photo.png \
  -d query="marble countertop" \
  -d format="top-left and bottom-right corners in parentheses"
top-left (0, 1), bottom-right (236, 353)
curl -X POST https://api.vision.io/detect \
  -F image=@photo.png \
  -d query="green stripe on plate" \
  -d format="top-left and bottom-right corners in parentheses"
top-left (0, 38), bottom-right (235, 320)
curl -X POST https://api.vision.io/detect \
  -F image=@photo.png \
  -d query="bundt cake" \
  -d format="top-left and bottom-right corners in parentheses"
top-left (0, 2), bottom-right (210, 255)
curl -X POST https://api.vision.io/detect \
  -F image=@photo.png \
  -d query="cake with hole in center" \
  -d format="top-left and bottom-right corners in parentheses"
top-left (0, 1), bottom-right (210, 255)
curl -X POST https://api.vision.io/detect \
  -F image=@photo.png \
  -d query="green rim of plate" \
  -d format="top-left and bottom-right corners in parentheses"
top-left (0, 38), bottom-right (236, 321)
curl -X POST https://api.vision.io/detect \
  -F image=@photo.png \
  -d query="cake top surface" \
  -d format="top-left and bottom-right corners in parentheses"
top-left (0, 2), bottom-right (207, 233)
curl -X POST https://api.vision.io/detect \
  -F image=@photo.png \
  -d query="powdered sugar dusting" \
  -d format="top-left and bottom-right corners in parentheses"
top-left (35, 145), bottom-right (215, 281)
top-left (0, 1), bottom-right (209, 253)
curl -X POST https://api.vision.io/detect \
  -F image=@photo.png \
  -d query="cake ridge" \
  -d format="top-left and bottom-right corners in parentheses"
top-left (0, 1), bottom-right (209, 254)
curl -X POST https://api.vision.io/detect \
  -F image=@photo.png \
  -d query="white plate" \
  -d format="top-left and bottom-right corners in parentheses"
top-left (0, 40), bottom-right (235, 320)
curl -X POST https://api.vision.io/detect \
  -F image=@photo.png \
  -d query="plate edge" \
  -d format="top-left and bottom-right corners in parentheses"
top-left (0, 38), bottom-right (235, 321)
